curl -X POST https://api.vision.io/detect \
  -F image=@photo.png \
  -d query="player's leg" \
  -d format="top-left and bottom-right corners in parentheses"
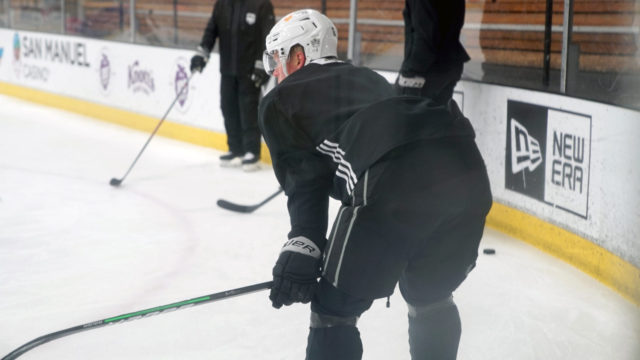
top-left (407, 295), bottom-right (461, 360)
top-left (399, 171), bottom-right (490, 359)
top-left (398, 209), bottom-right (488, 359)
top-left (220, 74), bottom-right (243, 164)
top-left (237, 75), bottom-right (262, 170)
top-left (383, 138), bottom-right (490, 359)
top-left (305, 278), bottom-right (373, 360)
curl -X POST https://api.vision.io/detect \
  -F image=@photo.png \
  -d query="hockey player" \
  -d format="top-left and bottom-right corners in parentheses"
top-left (260, 9), bottom-right (492, 360)
top-left (395, 0), bottom-right (470, 105)
top-left (190, 0), bottom-right (275, 171)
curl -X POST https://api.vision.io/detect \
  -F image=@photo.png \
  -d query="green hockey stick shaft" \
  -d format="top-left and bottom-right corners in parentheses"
top-left (2, 281), bottom-right (272, 360)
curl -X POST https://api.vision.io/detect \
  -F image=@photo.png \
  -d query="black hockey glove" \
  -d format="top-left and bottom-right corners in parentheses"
top-left (190, 46), bottom-right (209, 73)
top-left (270, 236), bottom-right (323, 309)
top-left (394, 73), bottom-right (426, 97)
top-left (250, 60), bottom-right (270, 88)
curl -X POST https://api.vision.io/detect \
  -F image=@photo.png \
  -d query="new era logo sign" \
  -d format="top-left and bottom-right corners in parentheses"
top-left (505, 100), bottom-right (592, 218)
top-left (511, 119), bottom-right (542, 173)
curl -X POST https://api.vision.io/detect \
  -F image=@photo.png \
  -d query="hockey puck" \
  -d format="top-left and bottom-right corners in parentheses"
top-left (483, 248), bottom-right (496, 255)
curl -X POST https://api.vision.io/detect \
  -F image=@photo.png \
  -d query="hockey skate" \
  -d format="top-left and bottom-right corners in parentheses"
top-left (219, 152), bottom-right (242, 168)
top-left (241, 152), bottom-right (260, 172)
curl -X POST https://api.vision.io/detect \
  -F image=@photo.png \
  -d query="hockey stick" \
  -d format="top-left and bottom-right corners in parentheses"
top-left (2, 281), bottom-right (272, 360)
top-left (109, 73), bottom-right (195, 187)
top-left (216, 188), bottom-right (284, 213)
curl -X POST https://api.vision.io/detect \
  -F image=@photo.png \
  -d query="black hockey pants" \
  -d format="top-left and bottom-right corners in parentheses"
top-left (307, 138), bottom-right (492, 360)
top-left (220, 74), bottom-right (261, 156)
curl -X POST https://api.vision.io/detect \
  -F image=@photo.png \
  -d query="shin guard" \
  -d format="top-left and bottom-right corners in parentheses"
top-left (306, 312), bottom-right (362, 360)
top-left (407, 296), bottom-right (461, 360)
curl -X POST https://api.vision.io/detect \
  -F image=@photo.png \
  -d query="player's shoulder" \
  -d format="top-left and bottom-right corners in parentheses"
top-left (296, 61), bottom-right (385, 84)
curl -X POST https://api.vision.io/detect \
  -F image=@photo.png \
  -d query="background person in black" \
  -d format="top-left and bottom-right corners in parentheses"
top-left (395, 0), bottom-right (470, 105)
top-left (190, 0), bottom-right (275, 171)
top-left (260, 9), bottom-right (492, 360)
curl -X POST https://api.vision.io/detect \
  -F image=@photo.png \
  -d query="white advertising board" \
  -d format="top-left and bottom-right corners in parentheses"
top-left (457, 80), bottom-right (640, 268)
top-left (0, 29), bottom-right (225, 132)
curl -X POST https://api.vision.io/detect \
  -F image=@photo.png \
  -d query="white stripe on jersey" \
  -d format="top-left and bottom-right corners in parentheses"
top-left (334, 168), bottom-right (354, 193)
top-left (316, 140), bottom-right (358, 194)
top-left (317, 141), bottom-right (357, 184)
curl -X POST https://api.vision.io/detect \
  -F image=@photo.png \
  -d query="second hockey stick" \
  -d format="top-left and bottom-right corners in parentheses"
top-left (216, 188), bottom-right (284, 213)
top-left (2, 281), bottom-right (272, 360)
top-left (109, 73), bottom-right (195, 187)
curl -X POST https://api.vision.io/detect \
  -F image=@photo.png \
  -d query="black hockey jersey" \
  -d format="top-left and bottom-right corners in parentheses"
top-left (400, 0), bottom-right (470, 76)
top-left (199, 0), bottom-right (275, 75)
top-left (259, 61), bottom-right (476, 248)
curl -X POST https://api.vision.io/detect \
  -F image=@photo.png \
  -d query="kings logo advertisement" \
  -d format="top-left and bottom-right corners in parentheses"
top-left (505, 100), bottom-right (592, 218)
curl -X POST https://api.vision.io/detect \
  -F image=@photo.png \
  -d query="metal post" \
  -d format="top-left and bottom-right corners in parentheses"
top-left (173, 0), bottom-right (178, 44)
top-left (353, 30), bottom-right (361, 66)
top-left (61, 0), bottom-right (65, 34)
top-left (5, 0), bottom-right (12, 28)
top-left (321, 0), bottom-right (326, 15)
top-left (347, 0), bottom-right (357, 62)
top-left (542, 0), bottom-right (553, 87)
top-left (118, 0), bottom-right (124, 31)
top-left (560, 0), bottom-right (574, 93)
top-left (130, 0), bottom-right (136, 42)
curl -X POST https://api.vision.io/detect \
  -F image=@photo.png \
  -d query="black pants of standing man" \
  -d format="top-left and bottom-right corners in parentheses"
top-left (220, 74), bottom-right (262, 157)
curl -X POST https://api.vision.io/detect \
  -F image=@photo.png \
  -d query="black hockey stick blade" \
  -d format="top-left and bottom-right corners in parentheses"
top-left (216, 188), bottom-right (284, 214)
top-left (109, 177), bottom-right (122, 187)
top-left (2, 281), bottom-right (272, 360)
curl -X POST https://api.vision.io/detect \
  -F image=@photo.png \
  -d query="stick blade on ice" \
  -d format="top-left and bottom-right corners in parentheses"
top-left (216, 188), bottom-right (283, 214)
top-left (216, 199), bottom-right (256, 213)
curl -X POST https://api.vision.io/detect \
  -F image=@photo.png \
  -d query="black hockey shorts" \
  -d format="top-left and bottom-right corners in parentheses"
top-left (321, 138), bottom-right (492, 303)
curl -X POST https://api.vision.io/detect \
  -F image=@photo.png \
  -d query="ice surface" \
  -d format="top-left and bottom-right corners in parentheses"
top-left (0, 94), bottom-right (638, 359)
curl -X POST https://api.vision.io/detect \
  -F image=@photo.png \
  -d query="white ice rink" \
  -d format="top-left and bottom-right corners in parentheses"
top-left (1, 94), bottom-right (639, 360)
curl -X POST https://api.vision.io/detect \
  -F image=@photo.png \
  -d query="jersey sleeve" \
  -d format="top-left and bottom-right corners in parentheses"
top-left (259, 94), bottom-right (333, 248)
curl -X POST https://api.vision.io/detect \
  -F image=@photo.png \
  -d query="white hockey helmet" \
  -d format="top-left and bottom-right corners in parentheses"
top-left (263, 9), bottom-right (338, 76)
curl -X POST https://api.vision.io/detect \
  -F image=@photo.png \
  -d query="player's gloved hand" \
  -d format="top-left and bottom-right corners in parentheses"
top-left (270, 236), bottom-right (323, 309)
top-left (394, 73), bottom-right (426, 97)
top-left (251, 60), bottom-right (270, 88)
top-left (190, 46), bottom-right (209, 73)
